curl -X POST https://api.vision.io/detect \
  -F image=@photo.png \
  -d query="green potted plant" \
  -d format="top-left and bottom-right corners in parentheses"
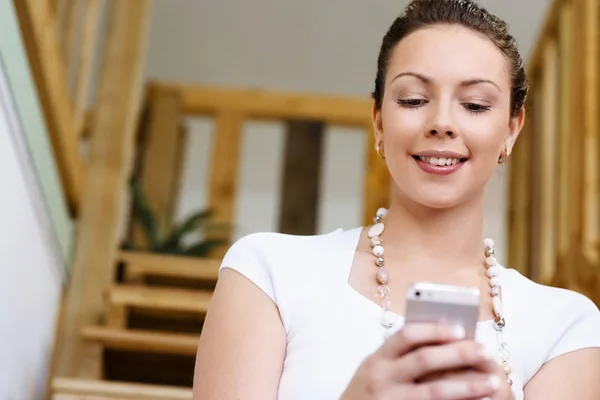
top-left (122, 177), bottom-right (228, 257)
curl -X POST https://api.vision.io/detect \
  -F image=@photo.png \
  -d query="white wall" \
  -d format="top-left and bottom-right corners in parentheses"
top-left (0, 61), bottom-right (64, 400)
top-left (145, 0), bottom-right (553, 263)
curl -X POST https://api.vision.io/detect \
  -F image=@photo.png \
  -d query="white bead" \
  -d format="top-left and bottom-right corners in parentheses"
top-left (382, 296), bottom-right (392, 311)
top-left (485, 256), bottom-right (497, 267)
top-left (487, 265), bottom-right (502, 278)
top-left (381, 311), bottom-right (396, 328)
top-left (492, 296), bottom-right (503, 317)
top-left (372, 245), bottom-right (384, 257)
top-left (377, 269), bottom-right (389, 284)
top-left (371, 236), bottom-right (381, 247)
top-left (483, 238), bottom-right (495, 250)
top-left (377, 207), bottom-right (388, 218)
top-left (368, 223), bottom-right (385, 238)
top-left (497, 347), bottom-right (511, 361)
top-left (490, 286), bottom-right (499, 296)
top-left (489, 276), bottom-right (501, 288)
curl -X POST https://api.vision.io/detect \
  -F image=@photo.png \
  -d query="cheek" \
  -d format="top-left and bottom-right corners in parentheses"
top-left (463, 118), bottom-right (506, 158)
top-left (381, 106), bottom-right (425, 147)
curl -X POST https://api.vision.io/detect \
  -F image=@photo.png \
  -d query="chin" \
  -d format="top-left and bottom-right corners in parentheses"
top-left (415, 196), bottom-right (463, 209)
top-left (417, 199), bottom-right (461, 210)
top-left (403, 186), bottom-right (468, 210)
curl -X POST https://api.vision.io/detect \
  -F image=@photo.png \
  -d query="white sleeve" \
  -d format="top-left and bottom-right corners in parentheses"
top-left (218, 233), bottom-right (276, 303)
top-left (545, 293), bottom-right (600, 362)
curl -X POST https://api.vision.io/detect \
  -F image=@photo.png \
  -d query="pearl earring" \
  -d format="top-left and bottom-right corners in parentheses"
top-left (498, 144), bottom-right (511, 164)
top-left (375, 143), bottom-right (385, 160)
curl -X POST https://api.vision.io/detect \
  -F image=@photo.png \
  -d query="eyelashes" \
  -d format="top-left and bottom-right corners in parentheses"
top-left (395, 98), bottom-right (492, 115)
top-left (463, 103), bottom-right (492, 114)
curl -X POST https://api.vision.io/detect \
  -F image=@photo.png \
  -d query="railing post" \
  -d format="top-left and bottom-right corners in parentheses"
top-left (207, 110), bottom-right (244, 256)
top-left (132, 85), bottom-right (184, 248)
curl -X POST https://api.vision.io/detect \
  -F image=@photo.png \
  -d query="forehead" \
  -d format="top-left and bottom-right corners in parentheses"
top-left (387, 24), bottom-right (510, 87)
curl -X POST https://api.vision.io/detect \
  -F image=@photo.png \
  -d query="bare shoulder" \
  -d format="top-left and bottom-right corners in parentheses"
top-left (193, 248), bottom-right (286, 399)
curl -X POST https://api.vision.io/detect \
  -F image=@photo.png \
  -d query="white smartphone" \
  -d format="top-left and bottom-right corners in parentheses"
top-left (404, 282), bottom-right (480, 340)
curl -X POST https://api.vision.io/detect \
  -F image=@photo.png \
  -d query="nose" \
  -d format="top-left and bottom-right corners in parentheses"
top-left (425, 103), bottom-right (457, 138)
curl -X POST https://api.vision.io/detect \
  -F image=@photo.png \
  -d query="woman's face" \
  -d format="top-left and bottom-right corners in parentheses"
top-left (374, 24), bottom-right (524, 209)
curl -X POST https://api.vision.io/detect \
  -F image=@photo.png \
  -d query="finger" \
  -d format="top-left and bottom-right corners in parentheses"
top-left (472, 353), bottom-right (507, 376)
top-left (407, 372), bottom-right (502, 400)
top-left (378, 322), bottom-right (467, 359)
top-left (394, 341), bottom-right (493, 382)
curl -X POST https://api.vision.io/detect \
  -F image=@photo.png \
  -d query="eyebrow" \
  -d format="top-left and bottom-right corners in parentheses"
top-left (390, 72), bottom-right (502, 92)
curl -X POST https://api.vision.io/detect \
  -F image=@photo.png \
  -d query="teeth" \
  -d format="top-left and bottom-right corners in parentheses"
top-left (418, 156), bottom-right (461, 166)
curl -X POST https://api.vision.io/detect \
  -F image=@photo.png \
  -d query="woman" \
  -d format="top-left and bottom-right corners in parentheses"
top-left (193, 1), bottom-right (600, 399)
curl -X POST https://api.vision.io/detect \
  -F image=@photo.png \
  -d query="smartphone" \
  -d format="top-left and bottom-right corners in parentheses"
top-left (404, 282), bottom-right (480, 340)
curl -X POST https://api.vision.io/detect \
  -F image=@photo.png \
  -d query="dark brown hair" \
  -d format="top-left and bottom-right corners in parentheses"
top-left (372, 0), bottom-right (528, 118)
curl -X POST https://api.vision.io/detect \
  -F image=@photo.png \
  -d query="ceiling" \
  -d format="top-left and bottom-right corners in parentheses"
top-left (146, 0), bottom-right (552, 96)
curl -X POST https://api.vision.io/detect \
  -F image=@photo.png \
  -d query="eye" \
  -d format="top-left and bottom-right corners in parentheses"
top-left (397, 98), bottom-right (428, 108)
top-left (463, 103), bottom-right (491, 114)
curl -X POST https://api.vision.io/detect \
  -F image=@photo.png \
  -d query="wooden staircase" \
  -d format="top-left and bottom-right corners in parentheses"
top-left (52, 252), bottom-right (220, 397)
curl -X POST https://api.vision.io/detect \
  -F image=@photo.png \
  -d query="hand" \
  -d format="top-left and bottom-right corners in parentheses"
top-left (340, 323), bottom-right (510, 400)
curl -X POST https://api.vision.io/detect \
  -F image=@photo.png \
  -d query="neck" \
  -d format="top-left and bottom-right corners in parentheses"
top-left (380, 190), bottom-right (487, 275)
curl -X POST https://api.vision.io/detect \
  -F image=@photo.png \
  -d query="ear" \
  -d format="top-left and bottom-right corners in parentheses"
top-left (371, 101), bottom-right (384, 145)
top-left (506, 107), bottom-right (525, 150)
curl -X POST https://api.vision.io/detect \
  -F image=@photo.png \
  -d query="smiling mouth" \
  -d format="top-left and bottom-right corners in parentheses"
top-left (413, 155), bottom-right (469, 166)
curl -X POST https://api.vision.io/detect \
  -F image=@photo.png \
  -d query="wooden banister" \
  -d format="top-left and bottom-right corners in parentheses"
top-left (72, 0), bottom-right (102, 140)
top-left (150, 82), bottom-right (373, 126)
top-left (14, 0), bottom-right (84, 210)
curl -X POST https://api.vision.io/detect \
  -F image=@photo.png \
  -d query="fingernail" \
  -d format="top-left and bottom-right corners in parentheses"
top-left (451, 324), bottom-right (466, 339)
top-left (488, 374), bottom-right (501, 390)
top-left (442, 382), bottom-right (470, 397)
top-left (481, 397), bottom-right (492, 400)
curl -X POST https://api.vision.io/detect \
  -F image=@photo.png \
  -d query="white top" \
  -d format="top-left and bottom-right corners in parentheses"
top-left (219, 227), bottom-right (600, 400)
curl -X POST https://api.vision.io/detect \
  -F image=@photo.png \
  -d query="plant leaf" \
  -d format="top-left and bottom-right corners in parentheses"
top-left (129, 177), bottom-right (159, 249)
top-left (181, 238), bottom-right (227, 257)
top-left (161, 209), bottom-right (214, 250)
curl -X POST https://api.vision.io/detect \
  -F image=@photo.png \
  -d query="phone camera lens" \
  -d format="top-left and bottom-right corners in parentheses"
top-left (415, 291), bottom-right (421, 297)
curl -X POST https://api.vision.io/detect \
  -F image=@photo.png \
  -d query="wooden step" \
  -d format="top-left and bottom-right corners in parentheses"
top-left (108, 285), bottom-right (212, 314)
top-left (119, 251), bottom-right (220, 283)
top-left (81, 326), bottom-right (199, 355)
top-left (53, 377), bottom-right (192, 400)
